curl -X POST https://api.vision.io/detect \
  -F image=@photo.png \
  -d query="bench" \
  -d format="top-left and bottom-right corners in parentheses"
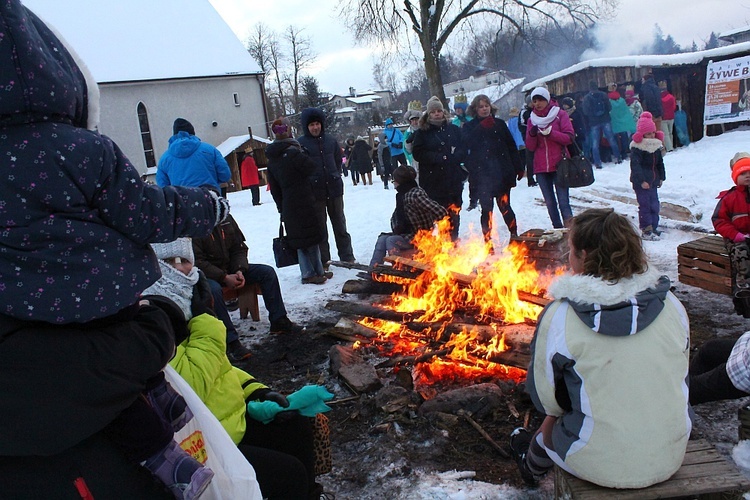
top-left (677, 236), bottom-right (732, 296)
top-left (554, 439), bottom-right (750, 499)
top-left (222, 283), bottom-right (261, 321)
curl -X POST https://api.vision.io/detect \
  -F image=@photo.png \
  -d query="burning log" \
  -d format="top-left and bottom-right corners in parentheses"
top-left (329, 260), bottom-right (421, 280)
top-left (375, 348), bottom-right (452, 368)
top-left (384, 255), bottom-right (551, 308)
top-left (325, 299), bottom-right (424, 322)
top-left (331, 317), bottom-right (378, 338)
top-left (405, 321), bottom-right (535, 347)
top-left (341, 279), bottom-right (405, 295)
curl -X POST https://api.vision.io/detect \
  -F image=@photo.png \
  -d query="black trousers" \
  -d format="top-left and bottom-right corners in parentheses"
top-left (689, 338), bottom-right (749, 405)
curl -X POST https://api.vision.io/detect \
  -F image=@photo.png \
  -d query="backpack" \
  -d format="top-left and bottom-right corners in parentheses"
top-left (590, 93), bottom-right (607, 117)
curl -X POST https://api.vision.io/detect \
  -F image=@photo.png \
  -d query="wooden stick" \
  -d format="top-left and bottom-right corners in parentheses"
top-left (330, 260), bottom-right (421, 279)
top-left (375, 348), bottom-right (451, 368)
top-left (456, 409), bottom-right (510, 458)
top-left (342, 279), bottom-right (405, 295)
top-left (326, 395), bottom-right (360, 405)
top-left (331, 317), bottom-right (378, 338)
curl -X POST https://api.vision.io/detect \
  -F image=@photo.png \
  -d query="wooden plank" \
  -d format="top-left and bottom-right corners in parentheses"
top-left (678, 266), bottom-right (732, 287)
top-left (677, 255), bottom-right (731, 275)
top-left (678, 273), bottom-right (732, 295)
top-left (677, 247), bottom-right (730, 265)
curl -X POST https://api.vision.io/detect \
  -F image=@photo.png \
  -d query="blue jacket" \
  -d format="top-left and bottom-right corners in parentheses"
top-left (384, 126), bottom-right (405, 156)
top-left (0, 2), bottom-right (220, 324)
top-left (297, 108), bottom-right (344, 200)
top-left (506, 116), bottom-right (525, 150)
top-left (156, 132), bottom-right (231, 189)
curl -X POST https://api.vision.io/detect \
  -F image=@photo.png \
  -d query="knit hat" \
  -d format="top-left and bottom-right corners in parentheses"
top-left (454, 93), bottom-right (468, 112)
top-left (426, 96), bottom-right (444, 113)
top-left (384, 117), bottom-right (394, 126)
top-left (509, 106), bottom-right (519, 117)
top-left (530, 87), bottom-right (550, 102)
top-left (392, 165), bottom-right (417, 185)
top-left (151, 238), bottom-right (194, 264)
top-left (272, 117), bottom-right (292, 139)
top-left (625, 88), bottom-right (636, 105)
top-left (730, 152), bottom-right (750, 169)
top-left (632, 111), bottom-right (664, 143)
top-left (608, 91), bottom-right (620, 100)
top-left (560, 97), bottom-right (575, 110)
top-left (732, 157), bottom-right (750, 184)
top-left (173, 118), bottom-right (195, 136)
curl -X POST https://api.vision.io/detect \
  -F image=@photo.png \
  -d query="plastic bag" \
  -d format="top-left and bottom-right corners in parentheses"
top-left (164, 365), bottom-right (262, 500)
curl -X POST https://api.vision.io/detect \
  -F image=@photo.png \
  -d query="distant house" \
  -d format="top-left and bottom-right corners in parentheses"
top-left (719, 26), bottom-right (750, 45)
top-left (522, 42), bottom-right (750, 143)
top-left (445, 77), bottom-right (526, 118)
top-left (329, 89), bottom-right (393, 123)
top-left (23, 0), bottom-right (268, 189)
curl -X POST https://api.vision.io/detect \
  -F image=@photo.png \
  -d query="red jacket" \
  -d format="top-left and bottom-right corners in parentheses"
top-left (713, 185), bottom-right (750, 241)
top-left (240, 156), bottom-right (259, 187)
top-left (661, 91), bottom-right (676, 121)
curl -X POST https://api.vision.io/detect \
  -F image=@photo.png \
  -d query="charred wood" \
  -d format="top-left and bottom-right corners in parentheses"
top-left (325, 299), bottom-right (424, 322)
top-left (341, 279), bottom-right (405, 295)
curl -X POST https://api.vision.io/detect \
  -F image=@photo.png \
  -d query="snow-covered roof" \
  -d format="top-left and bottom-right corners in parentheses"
top-left (23, 0), bottom-right (262, 83)
top-left (523, 41), bottom-right (750, 91)
top-left (447, 78), bottom-right (525, 108)
top-left (719, 25), bottom-right (750, 40)
top-left (216, 134), bottom-right (271, 157)
top-left (346, 95), bottom-right (382, 104)
top-left (335, 107), bottom-right (357, 114)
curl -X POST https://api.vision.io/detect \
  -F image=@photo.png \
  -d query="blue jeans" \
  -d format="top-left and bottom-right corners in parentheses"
top-left (634, 185), bottom-right (660, 230)
top-left (588, 122), bottom-right (621, 167)
top-left (369, 233), bottom-right (412, 266)
top-left (297, 245), bottom-right (324, 279)
top-left (537, 172), bottom-right (572, 229)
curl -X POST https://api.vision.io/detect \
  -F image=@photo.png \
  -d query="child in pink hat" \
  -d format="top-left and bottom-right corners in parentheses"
top-left (629, 112), bottom-right (666, 240)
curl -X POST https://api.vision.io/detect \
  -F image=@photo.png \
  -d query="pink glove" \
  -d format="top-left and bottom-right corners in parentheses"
top-left (734, 233), bottom-right (749, 243)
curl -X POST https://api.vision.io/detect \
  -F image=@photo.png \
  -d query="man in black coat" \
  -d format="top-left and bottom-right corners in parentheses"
top-left (582, 80), bottom-right (622, 169)
top-left (297, 108), bottom-right (356, 266)
top-left (640, 73), bottom-right (664, 131)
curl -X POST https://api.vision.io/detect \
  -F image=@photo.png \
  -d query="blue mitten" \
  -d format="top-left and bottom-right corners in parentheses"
top-left (247, 385), bottom-right (334, 424)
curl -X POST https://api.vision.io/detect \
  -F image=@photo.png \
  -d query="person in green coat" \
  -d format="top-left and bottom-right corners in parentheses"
top-left (608, 86), bottom-right (636, 160)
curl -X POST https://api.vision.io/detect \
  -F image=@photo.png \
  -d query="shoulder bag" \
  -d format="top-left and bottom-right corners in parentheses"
top-left (272, 221), bottom-right (298, 268)
top-left (556, 141), bottom-right (595, 188)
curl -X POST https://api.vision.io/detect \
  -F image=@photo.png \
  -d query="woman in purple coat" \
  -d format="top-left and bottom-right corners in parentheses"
top-left (525, 87), bottom-right (575, 229)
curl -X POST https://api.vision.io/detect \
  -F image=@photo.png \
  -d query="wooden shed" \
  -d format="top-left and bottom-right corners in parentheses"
top-left (216, 130), bottom-right (272, 193)
top-left (522, 42), bottom-right (750, 143)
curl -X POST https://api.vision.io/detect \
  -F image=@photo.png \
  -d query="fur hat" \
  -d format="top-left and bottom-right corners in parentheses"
top-left (392, 165), bottom-right (417, 185)
top-left (732, 157), bottom-right (750, 184)
top-left (173, 118), bottom-right (195, 136)
top-left (632, 111), bottom-right (664, 143)
top-left (151, 238), bottom-right (194, 264)
top-left (560, 97), bottom-right (575, 110)
top-left (272, 117), bottom-right (292, 139)
top-left (730, 152), bottom-right (750, 169)
top-left (426, 96), bottom-right (444, 113)
top-left (530, 87), bottom-right (550, 102)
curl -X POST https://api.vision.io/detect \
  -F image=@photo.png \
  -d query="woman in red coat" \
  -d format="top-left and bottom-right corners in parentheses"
top-left (241, 150), bottom-right (261, 205)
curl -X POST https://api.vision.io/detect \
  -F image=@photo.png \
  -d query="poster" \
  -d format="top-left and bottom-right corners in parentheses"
top-left (704, 54), bottom-right (750, 125)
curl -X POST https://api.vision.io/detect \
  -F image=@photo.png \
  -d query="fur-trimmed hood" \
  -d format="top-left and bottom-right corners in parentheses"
top-left (630, 137), bottom-right (664, 153)
top-left (0, 1), bottom-right (100, 130)
top-left (548, 268), bottom-right (671, 337)
top-left (300, 107), bottom-right (327, 137)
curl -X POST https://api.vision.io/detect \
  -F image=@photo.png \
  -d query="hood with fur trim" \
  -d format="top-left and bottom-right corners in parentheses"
top-left (548, 268), bottom-right (670, 337)
top-left (300, 107), bottom-right (327, 137)
top-left (0, 1), bottom-right (99, 130)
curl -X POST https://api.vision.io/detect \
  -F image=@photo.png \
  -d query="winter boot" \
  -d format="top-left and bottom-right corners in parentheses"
top-left (142, 441), bottom-right (214, 500)
top-left (509, 427), bottom-right (538, 486)
top-left (147, 379), bottom-right (193, 432)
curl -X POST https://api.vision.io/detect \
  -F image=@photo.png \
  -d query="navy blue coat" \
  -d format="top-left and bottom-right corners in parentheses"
top-left (297, 108), bottom-right (344, 201)
top-left (463, 116), bottom-right (524, 199)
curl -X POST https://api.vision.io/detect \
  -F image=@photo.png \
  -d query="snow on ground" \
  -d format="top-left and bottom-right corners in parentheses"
top-left (228, 126), bottom-right (750, 497)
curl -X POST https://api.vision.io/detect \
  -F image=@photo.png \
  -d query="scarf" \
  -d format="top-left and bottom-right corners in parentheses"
top-left (528, 105), bottom-right (560, 129)
top-left (141, 261), bottom-right (200, 321)
top-left (428, 116), bottom-right (447, 127)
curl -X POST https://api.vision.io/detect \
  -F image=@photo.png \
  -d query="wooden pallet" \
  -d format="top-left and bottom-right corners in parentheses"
top-left (677, 236), bottom-right (732, 296)
top-left (511, 229), bottom-right (569, 271)
top-left (554, 439), bottom-right (750, 499)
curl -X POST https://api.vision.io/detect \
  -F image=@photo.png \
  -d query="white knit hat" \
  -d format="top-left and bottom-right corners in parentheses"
top-left (530, 87), bottom-right (550, 102)
top-left (151, 238), bottom-right (194, 263)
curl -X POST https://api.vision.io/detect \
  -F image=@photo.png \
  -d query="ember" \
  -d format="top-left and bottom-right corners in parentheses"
top-left (348, 217), bottom-right (564, 397)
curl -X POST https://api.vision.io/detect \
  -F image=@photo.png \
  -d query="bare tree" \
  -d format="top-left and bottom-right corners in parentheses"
top-left (339, 0), bottom-right (616, 103)
top-left (246, 22), bottom-right (287, 117)
top-left (284, 26), bottom-right (317, 114)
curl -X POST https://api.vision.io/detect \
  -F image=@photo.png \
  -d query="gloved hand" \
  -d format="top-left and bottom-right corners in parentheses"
top-left (540, 126), bottom-right (552, 136)
top-left (204, 187), bottom-right (230, 225)
top-left (480, 116), bottom-right (495, 129)
top-left (529, 125), bottom-right (539, 137)
top-left (254, 389), bottom-right (290, 408)
top-left (734, 233), bottom-right (749, 243)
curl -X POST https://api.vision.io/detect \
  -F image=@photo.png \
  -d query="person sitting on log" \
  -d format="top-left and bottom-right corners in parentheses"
top-left (369, 166), bottom-right (447, 266)
top-left (509, 208), bottom-right (691, 489)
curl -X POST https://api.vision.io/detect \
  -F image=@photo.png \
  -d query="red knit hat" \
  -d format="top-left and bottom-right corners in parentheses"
top-left (732, 157), bottom-right (750, 184)
top-left (632, 111), bottom-right (664, 143)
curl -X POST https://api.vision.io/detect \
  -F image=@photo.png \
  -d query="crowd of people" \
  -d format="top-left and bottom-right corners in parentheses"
top-left (5, 1), bottom-right (750, 497)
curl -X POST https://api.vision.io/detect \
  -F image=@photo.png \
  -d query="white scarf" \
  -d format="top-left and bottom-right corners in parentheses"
top-left (142, 261), bottom-right (200, 320)
top-left (529, 106), bottom-right (560, 129)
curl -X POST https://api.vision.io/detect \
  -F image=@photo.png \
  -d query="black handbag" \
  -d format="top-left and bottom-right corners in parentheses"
top-left (272, 221), bottom-right (298, 268)
top-left (556, 142), bottom-right (595, 188)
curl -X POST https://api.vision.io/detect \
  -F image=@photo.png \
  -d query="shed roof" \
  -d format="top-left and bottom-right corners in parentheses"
top-left (216, 134), bottom-right (271, 157)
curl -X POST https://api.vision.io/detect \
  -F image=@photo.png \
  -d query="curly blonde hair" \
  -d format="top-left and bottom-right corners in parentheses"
top-left (569, 208), bottom-right (647, 282)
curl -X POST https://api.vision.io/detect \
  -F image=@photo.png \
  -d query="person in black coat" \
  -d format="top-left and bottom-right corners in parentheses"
top-left (463, 94), bottom-right (525, 242)
top-left (518, 98), bottom-right (537, 187)
top-left (348, 136), bottom-right (374, 186)
top-left (561, 97), bottom-right (588, 157)
top-left (297, 108), bottom-right (355, 266)
top-left (639, 73), bottom-right (664, 131)
top-left (267, 118), bottom-right (328, 284)
top-left (412, 96), bottom-right (467, 241)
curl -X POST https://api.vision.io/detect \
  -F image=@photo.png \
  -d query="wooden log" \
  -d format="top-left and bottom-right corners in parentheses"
top-left (487, 349), bottom-right (531, 371)
top-left (330, 317), bottom-right (378, 338)
top-left (325, 299), bottom-right (423, 322)
top-left (330, 260), bottom-right (421, 279)
top-left (341, 279), bottom-right (405, 295)
top-left (375, 348), bottom-right (452, 368)
top-left (405, 321), bottom-right (534, 347)
top-left (582, 188), bottom-right (700, 223)
top-left (384, 255), bottom-right (551, 307)
top-left (322, 329), bottom-right (372, 344)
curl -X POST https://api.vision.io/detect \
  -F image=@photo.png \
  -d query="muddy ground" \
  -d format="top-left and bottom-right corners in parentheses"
top-left (236, 279), bottom-right (750, 499)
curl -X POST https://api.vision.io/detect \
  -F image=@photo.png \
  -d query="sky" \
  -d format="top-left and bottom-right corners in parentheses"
top-left (227, 123), bottom-right (750, 496)
top-left (208, 0), bottom-right (748, 97)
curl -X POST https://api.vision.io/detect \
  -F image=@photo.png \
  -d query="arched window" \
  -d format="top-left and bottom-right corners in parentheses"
top-left (137, 102), bottom-right (156, 168)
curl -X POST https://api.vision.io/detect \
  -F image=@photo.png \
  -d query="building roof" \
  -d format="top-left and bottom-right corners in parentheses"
top-left (522, 41), bottom-right (750, 91)
top-left (23, 0), bottom-right (262, 83)
top-left (719, 25), bottom-right (750, 41)
top-left (346, 95), bottom-right (383, 104)
top-left (448, 78), bottom-right (525, 108)
top-left (216, 134), bottom-right (271, 157)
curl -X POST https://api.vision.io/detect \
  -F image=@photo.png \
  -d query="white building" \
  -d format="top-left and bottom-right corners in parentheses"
top-left (23, 0), bottom-right (267, 176)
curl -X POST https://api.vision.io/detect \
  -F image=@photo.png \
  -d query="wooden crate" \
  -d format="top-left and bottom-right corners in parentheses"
top-left (554, 439), bottom-right (750, 499)
top-left (677, 236), bottom-right (732, 296)
top-left (511, 229), bottom-right (569, 271)
top-left (222, 283), bottom-right (261, 321)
